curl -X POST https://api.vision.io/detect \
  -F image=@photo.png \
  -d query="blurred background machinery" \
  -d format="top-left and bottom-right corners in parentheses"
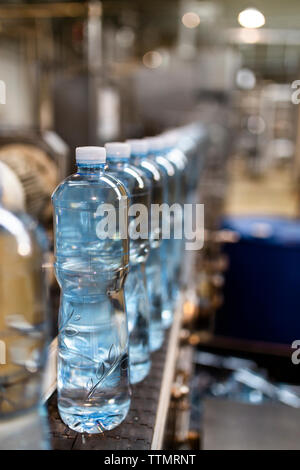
top-left (1, 0), bottom-right (300, 450)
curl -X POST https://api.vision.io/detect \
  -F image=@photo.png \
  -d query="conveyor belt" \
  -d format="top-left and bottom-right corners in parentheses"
top-left (48, 304), bottom-right (182, 450)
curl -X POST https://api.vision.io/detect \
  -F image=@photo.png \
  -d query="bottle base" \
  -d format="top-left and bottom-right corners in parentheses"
top-left (149, 327), bottom-right (164, 352)
top-left (162, 308), bottom-right (173, 329)
top-left (130, 360), bottom-right (151, 384)
top-left (58, 399), bottom-right (131, 434)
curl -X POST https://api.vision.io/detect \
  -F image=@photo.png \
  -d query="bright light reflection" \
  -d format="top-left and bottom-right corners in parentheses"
top-left (182, 11), bottom-right (200, 29)
top-left (142, 51), bottom-right (162, 69)
top-left (238, 28), bottom-right (261, 43)
top-left (238, 8), bottom-right (265, 29)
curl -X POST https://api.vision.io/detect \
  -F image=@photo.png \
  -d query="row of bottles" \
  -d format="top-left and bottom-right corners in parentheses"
top-left (52, 131), bottom-right (196, 433)
top-left (0, 123), bottom-right (205, 447)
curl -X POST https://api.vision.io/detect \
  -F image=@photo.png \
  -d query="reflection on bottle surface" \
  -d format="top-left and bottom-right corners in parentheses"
top-left (0, 207), bottom-right (49, 449)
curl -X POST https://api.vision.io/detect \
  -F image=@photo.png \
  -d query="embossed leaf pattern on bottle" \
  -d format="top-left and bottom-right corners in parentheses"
top-left (59, 308), bottom-right (81, 337)
top-left (86, 344), bottom-right (120, 400)
top-left (59, 307), bottom-right (102, 367)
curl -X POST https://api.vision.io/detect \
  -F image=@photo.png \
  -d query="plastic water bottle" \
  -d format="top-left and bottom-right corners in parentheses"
top-left (0, 185), bottom-right (50, 449)
top-left (147, 136), bottom-right (179, 328)
top-left (161, 132), bottom-right (188, 298)
top-left (127, 139), bottom-right (165, 351)
top-left (52, 146), bottom-right (131, 433)
top-left (105, 142), bottom-right (151, 384)
top-left (162, 131), bottom-right (188, 204)
top-left (178, 124), bottom-right (208, 202)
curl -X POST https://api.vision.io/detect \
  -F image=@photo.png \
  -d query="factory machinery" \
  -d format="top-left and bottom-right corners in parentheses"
top-left (0, 1), bottom-right (232, 450)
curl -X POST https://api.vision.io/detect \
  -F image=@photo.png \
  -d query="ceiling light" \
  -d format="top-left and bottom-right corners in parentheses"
top-left (142, 51), bottom-right (163, 69)
top-left (238, 8), bottom-right (265, 29)
top-left (182, 12), bottom-right (201, 29)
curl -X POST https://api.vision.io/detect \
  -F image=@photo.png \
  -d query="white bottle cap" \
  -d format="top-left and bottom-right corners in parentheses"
top-left (105, 142), bottom-right (131, 159)
top-left (146, 136), bottom-right (165, 153)
top-left (161, 132), bottom-right (178, 149)
top-left (76, 146), bottom-right (106, 164)
top-left (126, 139), bottom-right (148, 155)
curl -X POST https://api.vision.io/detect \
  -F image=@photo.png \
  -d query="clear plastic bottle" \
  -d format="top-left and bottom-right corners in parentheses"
top-left (0, 186), bottom-right (50, 449)
top-left (147, 136), bottom-right (180, 328)
top-left (178, 124), bottom-right (208, 203)
top-left (162, 131), bottom-right (188, 204)
top-left (161, 131), bottom-right (188, 298)
top-left (52, 146), bottom-right (131, 434)
top-left (127, 139), bottom-right (165, 351)
top-left (105, 142), bottom-right (151, 384)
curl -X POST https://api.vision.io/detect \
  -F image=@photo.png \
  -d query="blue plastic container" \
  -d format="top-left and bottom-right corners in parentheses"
top-left (215, 215), bottom-right (300, 345)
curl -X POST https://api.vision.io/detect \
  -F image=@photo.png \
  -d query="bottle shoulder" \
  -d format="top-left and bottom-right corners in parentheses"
top-left (52, 171), bottom-right (128, 206)
top-left (132, 158), bottom-right (164, 184)
top-left (167, 149), bottom-right (187, 171)
top-left (155, 155), bottom-right (176, 177)
top-left (107, 164), bottom-right (151, 195)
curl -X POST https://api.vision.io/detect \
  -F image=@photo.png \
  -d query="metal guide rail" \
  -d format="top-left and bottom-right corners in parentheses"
top-left (47, 302), bottom-right (182, 450)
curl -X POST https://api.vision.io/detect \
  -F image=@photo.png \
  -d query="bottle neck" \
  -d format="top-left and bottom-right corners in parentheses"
top-left (106, 157), bottom-right (129, 169)
top-left (77, 163), bottom-right (106, 175)
top-left (130, 153), bottom-right (148, 161)
top-left (148, 149), bottom-right (165, 158)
